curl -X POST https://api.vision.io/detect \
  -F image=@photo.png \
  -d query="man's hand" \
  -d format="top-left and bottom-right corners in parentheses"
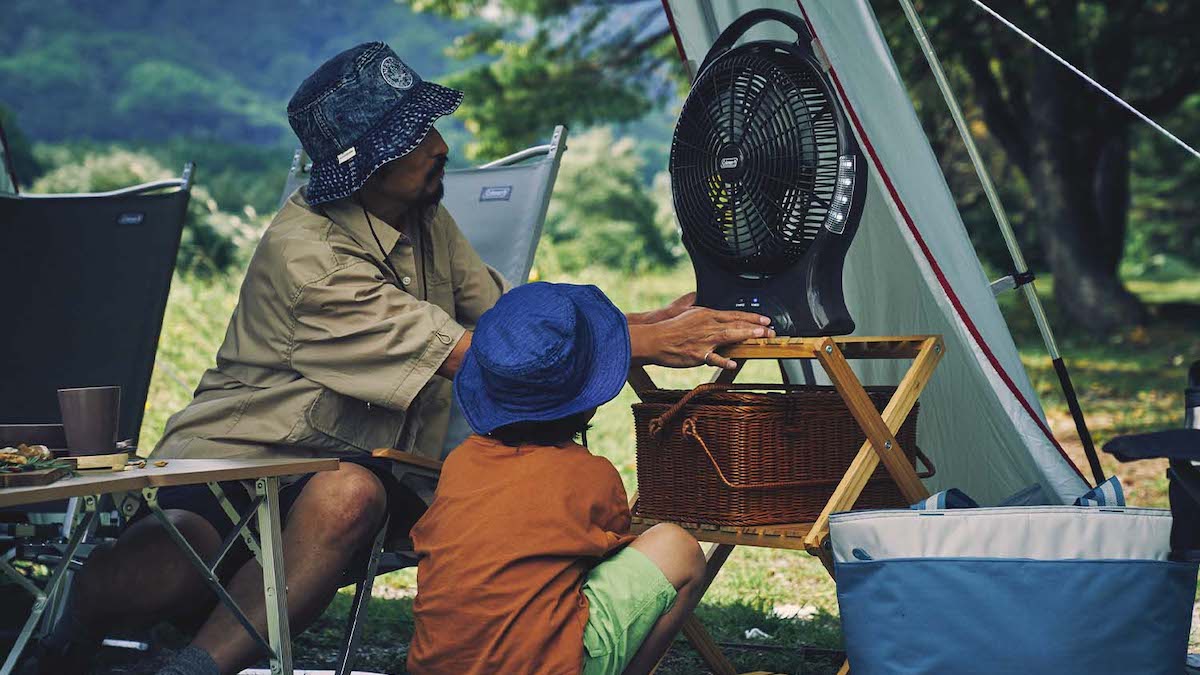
top-left (625, 292), bottom-right (697, 326)
top-left (629, 307), bottom-right (774, 370)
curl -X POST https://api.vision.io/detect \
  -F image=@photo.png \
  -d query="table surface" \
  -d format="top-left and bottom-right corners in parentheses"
top-left (0, 458), bottom-right (340, 508)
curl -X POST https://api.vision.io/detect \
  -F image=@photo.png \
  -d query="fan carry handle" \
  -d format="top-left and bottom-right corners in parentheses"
top-left (700, 8), bottom-right (815, 74)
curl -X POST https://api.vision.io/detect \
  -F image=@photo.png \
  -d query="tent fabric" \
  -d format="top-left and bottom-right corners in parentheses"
top-left (661, 0), bottom-right (1090, 504)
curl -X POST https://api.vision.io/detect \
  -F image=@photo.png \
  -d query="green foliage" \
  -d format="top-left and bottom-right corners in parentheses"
top-left (30, 147), bottom-right (266, 274)
top-left (538, 128), bottom-right (682, 274)
top-left (1126, 95), bottom-right (1200, 277)
top-left (412, 0), bottom-right (680, 161)
top-left (0, 105), bottom-right (40, 186)
top-left (0, 0), bottom-right (470, 145)
top-left (870, 0), bottom-right (1200, 303)
top-left (113, 61), bottom-right (283, 142)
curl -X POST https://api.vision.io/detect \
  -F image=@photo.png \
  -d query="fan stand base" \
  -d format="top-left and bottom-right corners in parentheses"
top-left (627, 336), bottom-right (945, 675)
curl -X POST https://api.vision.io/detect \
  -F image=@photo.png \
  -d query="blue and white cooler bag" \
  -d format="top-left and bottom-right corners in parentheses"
top-left (831, 503), bottom-right (1197, 674)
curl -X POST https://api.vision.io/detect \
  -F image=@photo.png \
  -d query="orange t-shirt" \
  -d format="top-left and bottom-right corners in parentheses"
top-left (407, 434), bottom-right (636, 675)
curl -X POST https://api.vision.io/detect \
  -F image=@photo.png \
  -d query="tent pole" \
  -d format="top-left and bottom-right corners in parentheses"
top-left (896, 0), bottom-right (1105, 486)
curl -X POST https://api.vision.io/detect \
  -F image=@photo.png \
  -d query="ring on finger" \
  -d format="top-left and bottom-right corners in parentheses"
top-left (702, 349), bottom-right (714, 365)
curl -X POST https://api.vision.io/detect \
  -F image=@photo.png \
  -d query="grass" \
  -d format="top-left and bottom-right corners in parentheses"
top-left (131, 262), bottom-right (1199, 673)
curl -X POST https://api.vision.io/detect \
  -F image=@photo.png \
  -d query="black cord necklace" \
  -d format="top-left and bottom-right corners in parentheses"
top-left (362, 202), bottom-right (428, 302)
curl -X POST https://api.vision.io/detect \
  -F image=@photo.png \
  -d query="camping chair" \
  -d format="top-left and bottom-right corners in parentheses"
top-left (1103, 360), bottom-right (1200, 561)
top-left (276, 126), bottom-right (568, 675)
top-left (0, 164), bottom-right (194, 645)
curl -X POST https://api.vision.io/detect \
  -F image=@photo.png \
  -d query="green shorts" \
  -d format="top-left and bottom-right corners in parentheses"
top-left (582, 546), bottom-right (678, 675)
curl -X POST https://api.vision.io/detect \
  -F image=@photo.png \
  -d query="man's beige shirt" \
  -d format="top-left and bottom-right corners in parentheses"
top-left (152, 189), bottom-right (506, 462)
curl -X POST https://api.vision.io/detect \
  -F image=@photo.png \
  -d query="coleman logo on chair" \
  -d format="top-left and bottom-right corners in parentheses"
top-left (479, 185), bottom-right (513, 201)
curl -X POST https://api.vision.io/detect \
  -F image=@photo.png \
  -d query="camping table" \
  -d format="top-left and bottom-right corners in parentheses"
top-left (0, 457), bottom-right (338, 675)
top-left (628, 336), bottom-right (943, 675)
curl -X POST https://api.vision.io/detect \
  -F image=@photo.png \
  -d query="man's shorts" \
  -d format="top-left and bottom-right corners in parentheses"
top-left (582, 545), bottom-right (678, 675)
top-left (129, 455), bottom-right (418, 583)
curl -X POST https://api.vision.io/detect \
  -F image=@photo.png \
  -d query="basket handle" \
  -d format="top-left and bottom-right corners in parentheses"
top-left (647, 383), bottom-right (804, 440)
top-left (680, 418), bottom-right (937, 490)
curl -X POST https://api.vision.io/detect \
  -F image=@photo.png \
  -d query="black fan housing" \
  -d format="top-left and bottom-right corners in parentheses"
top-left (670, 9), bottom-right (867, 336)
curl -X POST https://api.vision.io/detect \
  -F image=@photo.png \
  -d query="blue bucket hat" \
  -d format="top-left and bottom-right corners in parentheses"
top-left (454, 283), bottom-right (631, 436)
top-left (287, 42), bottom-right (463, 205)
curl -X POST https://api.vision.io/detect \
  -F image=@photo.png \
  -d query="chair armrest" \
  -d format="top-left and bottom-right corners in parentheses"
top-left (1103, 429), bottom-right (1200, 462)
top-left (371, 448), bottom-right (444, 473)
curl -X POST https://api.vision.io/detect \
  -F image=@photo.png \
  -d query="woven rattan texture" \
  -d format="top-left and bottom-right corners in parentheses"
top-left (632, 385), bottom-right (921, 526)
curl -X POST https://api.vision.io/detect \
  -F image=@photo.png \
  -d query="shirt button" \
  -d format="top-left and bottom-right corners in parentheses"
top-left (401, 276), bottom-right (412, 286)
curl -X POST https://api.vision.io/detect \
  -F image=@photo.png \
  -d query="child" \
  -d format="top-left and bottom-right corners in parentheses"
top-left (408, 282), bottom-right (707, 675)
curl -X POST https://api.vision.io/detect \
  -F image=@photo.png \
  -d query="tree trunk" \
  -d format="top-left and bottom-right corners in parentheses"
top-left (1022, 62), bottom-right (1146, 333)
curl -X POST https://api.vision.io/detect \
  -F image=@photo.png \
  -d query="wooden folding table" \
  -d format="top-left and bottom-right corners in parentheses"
top-left (628, 336), bottom-right (944, 675)
top-left (0, 457), bottom-right (338, 675)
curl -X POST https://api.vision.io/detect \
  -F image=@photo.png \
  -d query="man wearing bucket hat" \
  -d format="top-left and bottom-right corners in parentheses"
top-left (46, 42), bottom-right (772, 675)
top-left (409, 282), bottom-right (708, 675)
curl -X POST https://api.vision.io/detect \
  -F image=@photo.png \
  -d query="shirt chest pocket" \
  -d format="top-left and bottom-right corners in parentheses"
top-left (304, 388), bottom-right (406, 452)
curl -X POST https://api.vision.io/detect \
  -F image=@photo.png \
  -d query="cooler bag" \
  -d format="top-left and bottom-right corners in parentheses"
top-left (830, 505), bottom-right (1197, 674)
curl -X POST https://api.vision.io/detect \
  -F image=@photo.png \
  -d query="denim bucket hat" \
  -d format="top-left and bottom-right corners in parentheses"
top-left (454, 283), bottom-right (631, 436)
top-left (287, 42), bottom-right (463, 205)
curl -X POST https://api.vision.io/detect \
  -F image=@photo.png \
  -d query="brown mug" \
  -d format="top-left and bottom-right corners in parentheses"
top-left (57, 386), bottom-right (121, 456)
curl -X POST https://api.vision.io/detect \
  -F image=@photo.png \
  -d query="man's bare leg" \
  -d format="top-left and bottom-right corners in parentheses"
top-left (621, 523), bottom-right (708, 675)
top-left (188, 463), bottom-right (388, 674)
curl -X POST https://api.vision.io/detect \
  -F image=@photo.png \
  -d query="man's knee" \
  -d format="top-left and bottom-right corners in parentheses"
top-left (297, 464), bottom-right (389, 546)
top-left (77, 510), bottom-right (219, 610)
top-left (629, 523), bottom-right (705, 590)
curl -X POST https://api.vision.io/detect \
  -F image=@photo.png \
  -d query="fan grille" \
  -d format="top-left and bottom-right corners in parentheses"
top-left (671, 46), bottom-right (841, 275)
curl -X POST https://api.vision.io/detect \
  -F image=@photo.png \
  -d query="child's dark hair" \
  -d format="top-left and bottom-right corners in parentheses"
top-left (489, 410), bottom-right (593, 447)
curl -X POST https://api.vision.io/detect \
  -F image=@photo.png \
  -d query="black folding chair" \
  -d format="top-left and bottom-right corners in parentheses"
top-left (0, 164), bottom-right (194, 660)
top-left (1103, 361), bottom-right (1200, 561)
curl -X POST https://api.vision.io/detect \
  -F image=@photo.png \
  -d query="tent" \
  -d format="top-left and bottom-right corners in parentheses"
top-left (660, 0), bottom-right (1092, 505)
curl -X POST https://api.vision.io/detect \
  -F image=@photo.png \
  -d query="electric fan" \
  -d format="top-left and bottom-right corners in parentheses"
top-left (670, 9), bottom-right (867, 336)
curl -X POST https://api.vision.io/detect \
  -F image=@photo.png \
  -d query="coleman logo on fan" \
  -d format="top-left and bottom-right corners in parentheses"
top-left (720, 157), bottom-right (739, 169)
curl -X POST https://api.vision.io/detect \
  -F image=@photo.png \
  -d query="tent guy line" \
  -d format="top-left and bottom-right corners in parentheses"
top-left (970, 0), bottom-right (1200, 162)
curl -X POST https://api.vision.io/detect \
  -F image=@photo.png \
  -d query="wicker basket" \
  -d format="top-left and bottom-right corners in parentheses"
top-left (632, 383), bottom-right (933, 527)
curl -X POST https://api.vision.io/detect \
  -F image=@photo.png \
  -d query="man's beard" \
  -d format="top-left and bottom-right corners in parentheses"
top-left (412, 158), bottom-right (446, 210)
top-left (413, 180), bottom-right (444, 210)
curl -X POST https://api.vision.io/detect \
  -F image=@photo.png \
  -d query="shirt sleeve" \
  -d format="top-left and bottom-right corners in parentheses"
top-left (289, 259), bottom-right (466, 412)
top-left (442, 209), bottom-right (509, 329)
top-left (590, 456), bottom-right (633, 536)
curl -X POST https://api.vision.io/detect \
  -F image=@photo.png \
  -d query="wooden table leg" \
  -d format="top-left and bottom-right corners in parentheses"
top-left (805, 337), bottom-right (942, 551)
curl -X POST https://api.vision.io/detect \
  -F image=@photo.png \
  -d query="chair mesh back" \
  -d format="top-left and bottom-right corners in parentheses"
top-left (439, 160), bottom-right (555, 285)
top-left (0, 190), bottom-right (190, 446)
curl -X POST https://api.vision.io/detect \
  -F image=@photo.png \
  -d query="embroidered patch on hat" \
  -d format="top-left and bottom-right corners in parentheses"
top-left (380, 57), bottom-right (414, 90)
top-left (337, 147), bottom-right (358, 164)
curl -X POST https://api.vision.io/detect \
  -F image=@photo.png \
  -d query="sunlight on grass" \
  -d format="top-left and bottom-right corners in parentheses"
top-left (142, 263), bottom-right (1198, 669)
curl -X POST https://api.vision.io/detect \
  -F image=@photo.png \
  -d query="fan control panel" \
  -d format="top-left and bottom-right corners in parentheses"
top-left (730, 295), bottom-right (793, 335)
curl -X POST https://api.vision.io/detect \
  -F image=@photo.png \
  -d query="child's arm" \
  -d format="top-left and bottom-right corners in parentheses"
top-left (589, 457), bottom-right (633, 536)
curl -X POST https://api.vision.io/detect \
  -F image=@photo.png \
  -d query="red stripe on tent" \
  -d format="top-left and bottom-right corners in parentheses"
top-left (791, 1), bottom-right (1085, 481)
top-left (660, 0), bottom-right (690, 64)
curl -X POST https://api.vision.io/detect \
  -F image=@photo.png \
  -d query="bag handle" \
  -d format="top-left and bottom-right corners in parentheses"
top-left (647, 383), bottom-right (803, 440)
top-left (680, 418), bottom-right (936, 490)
